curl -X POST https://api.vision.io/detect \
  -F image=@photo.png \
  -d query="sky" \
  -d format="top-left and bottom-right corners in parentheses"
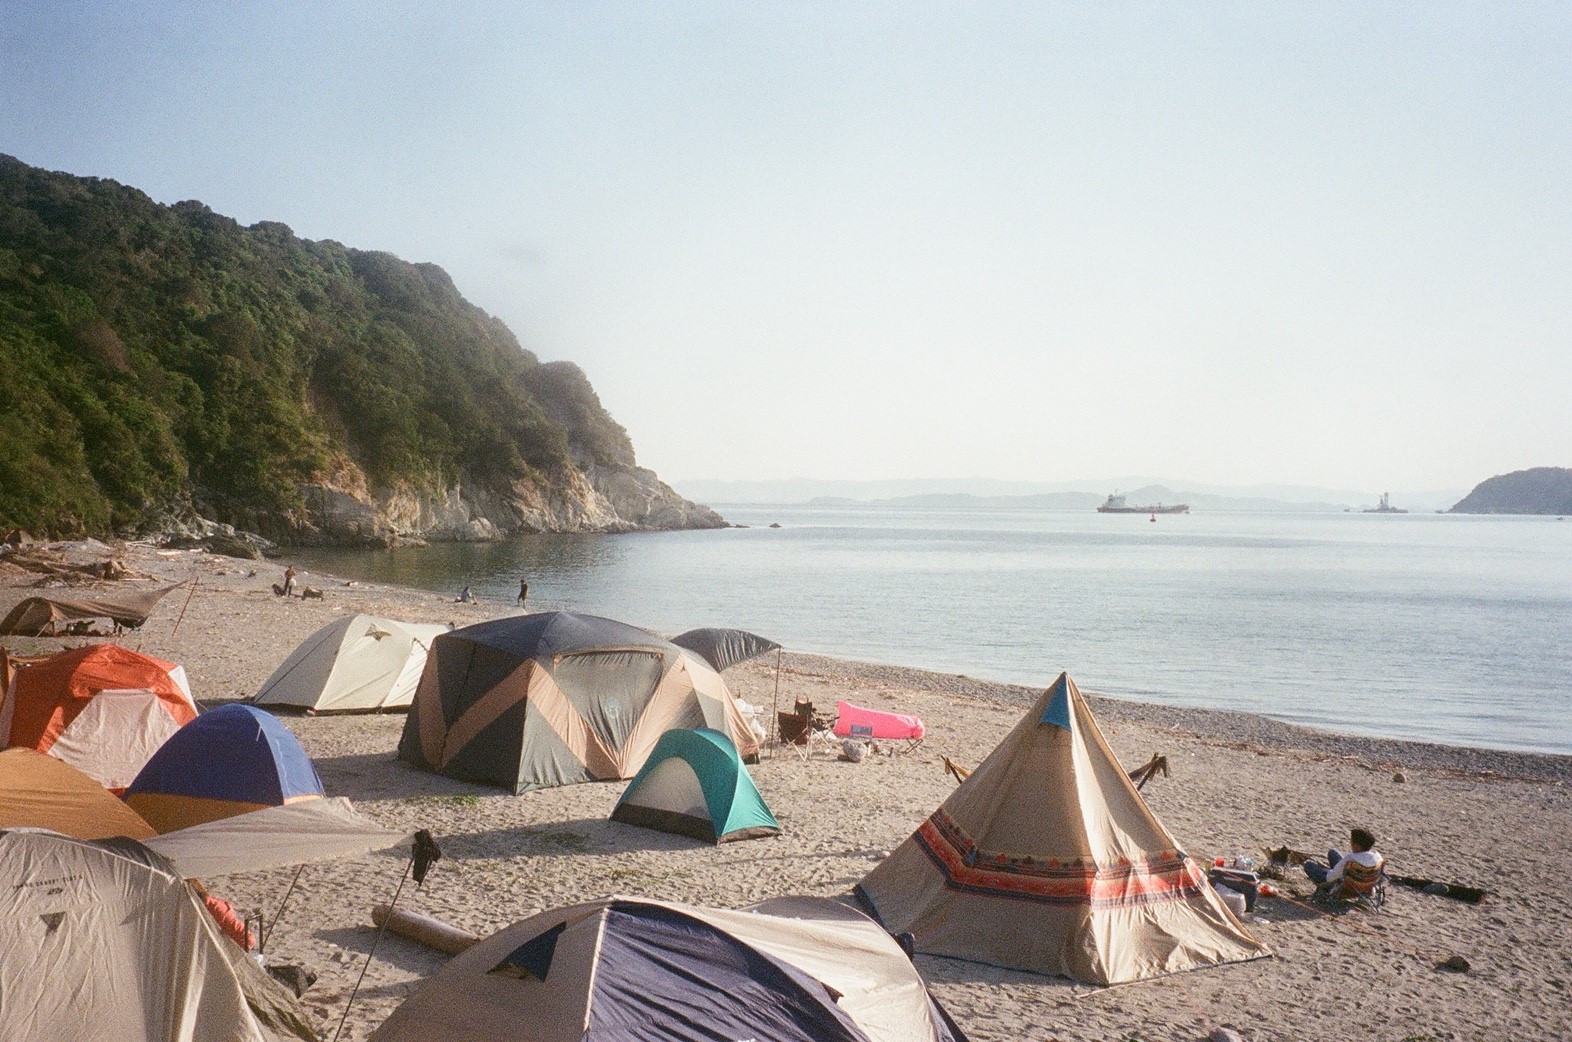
top-left (3, 2), bottom-right (1568, 493)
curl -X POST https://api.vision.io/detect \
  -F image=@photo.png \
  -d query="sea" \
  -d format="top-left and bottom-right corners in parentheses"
top-left (293, 506), bottom-right (1572, 756)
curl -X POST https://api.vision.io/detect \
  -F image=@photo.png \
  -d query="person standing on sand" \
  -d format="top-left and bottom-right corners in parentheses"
top-left (516, 578), bottom-right (529, 608)
top-left (282, 565), bottom-right (297, 597)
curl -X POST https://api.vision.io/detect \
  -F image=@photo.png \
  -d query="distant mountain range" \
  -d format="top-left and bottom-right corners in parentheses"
top-left (674, 477), bottom-right (1469, 513)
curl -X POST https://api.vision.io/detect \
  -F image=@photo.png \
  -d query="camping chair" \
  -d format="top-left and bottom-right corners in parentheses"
top-left (1311, 857), bottom-right (1389, 913)
top-left (776, 700), bottom-right (835, 762)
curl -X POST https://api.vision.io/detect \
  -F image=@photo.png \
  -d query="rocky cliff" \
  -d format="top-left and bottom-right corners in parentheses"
top-left (1450, 467), bottom-right (1572, 515)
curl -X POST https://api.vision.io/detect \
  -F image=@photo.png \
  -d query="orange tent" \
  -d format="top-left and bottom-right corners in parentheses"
top-left (0, 747), bottom-right (156, 840)
top-left (0, 644), bottom-right (197, 791)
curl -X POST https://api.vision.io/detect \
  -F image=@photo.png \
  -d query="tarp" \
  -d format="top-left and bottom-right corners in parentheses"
top-left (369, 895), bottom-right (967, 1042)
top-left (0, 643), bottom-right (197, 790)
top-left (125, 703), bottom-right (324, 833)
top-left (670, 627), bottom-right (782, 672)
top-left (398, 611), bottom-right (759, 793)
top-left (0, 747), bottom-right (156, 840)
top-left (253, 614), bottom-right (449, 713)
top-left (611, 727), bottom-right (779, 844)
top-left (0, 829), bottom-right (266, 1042)
top-left (145, 797), bottom-right (410, 879)
top-left (856, 672), bottom-right (1271, 986)
top-left (0, 583), bottom-right (183, 635)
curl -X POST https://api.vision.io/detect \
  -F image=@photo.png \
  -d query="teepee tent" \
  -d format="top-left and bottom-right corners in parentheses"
top-left (611, 727), bottom-right (779, 844)
top-left (253, 614), bottom-right (449, 714)
top-left (0, 829), bottom-right (267, 1042)
top-left (0, 643), bottom-right (197, 791)
top-left (398, 611), bottom-right (759, 793)
top-left (124, 704), bottom-right (324, 833)
top-left (0, 747), bottom-right (156, 840)
top-left (856, 672), bottom-right (1269, 985)
top-left (369, 895), bottom-right (968, 1042)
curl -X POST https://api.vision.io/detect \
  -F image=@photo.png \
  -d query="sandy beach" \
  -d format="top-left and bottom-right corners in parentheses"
top-left (4, 540), bottom-right (1570, 1042)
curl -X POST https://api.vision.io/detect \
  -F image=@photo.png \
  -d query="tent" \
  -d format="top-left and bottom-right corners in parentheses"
top-left (856, 672), bottom-right (1270, 986)
top-left (0, 583), bottom-right (183, 635)
top-left (0, 829), bottom-right (268, 1042)
top-left (398, 611), bottom-right (759, 793)
top-left (124, 703), bottom-right (324, 833)
top-left (0, 747), bottom-right (156, 840)
top-left (252, 614), bottom-right (449, 714)
top-left (670, 627), bottom-right (781, 672)
top-left (369, 895), bottom-right (968, 1042)
top-left (0, 643), bottom-right (197, 790)
top-left (610, 727), bottom-right (779, 844)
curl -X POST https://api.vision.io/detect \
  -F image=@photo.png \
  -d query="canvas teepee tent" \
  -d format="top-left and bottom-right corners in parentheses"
top-left (856, 672), bottom-right (1269, 985)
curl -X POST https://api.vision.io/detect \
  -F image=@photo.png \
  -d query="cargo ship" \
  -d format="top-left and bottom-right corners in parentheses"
top-left (1097, 494), bottom-right (1189, 514)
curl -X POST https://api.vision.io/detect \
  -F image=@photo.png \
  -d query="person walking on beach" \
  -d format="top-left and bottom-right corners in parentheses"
top-left (282, 565), bottom-right (297, 597)
top-left (1303, 827), bottom-right (1384, 893)
top-left (516, 577), bottom-right (529, 608)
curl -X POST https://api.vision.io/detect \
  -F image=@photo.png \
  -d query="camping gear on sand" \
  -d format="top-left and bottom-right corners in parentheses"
top-left (0, 583), bottom-right (183, 636)
top-left (398, 611), bottom-right (758, 793)
top-left (0, 643), bottom-right (197, 791)
top-left (124, 703), bottom-right (324, 833)
top-left (857, 672), bottom-right (1270, 986)
top-left (253, 614), bottom-right (449, 714)
top-left (610, 727), bottom-right (780, 844)
top-left (368, 895), bottom-right (969, 1042)
top-left (833, 700), bottom-right (925, 753)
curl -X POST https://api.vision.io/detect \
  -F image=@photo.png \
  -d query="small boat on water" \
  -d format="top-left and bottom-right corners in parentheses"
top-left (1097, 494), bottom-right (1189, 515)
top-left (1363, 492), bottom-right (1407, 514)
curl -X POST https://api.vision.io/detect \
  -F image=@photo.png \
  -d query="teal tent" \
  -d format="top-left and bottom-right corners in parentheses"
top-left (611, 728), bottom-right (779, 844)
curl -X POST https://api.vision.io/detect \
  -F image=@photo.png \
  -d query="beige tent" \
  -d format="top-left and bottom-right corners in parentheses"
top-left (253, 614), bottom-right (449, 713)
top-left (0, 829), bottom-right (267, 1042)
top-left (856, 672), bottom-right (1270, 985)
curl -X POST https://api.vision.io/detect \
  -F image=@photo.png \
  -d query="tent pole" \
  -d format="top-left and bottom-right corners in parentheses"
top-left (331, 859), bottom-right (412, 1042)
top-left (260, 863), bottom-right (307, 952)
top-left (770, 648), bottom-right (782, 760)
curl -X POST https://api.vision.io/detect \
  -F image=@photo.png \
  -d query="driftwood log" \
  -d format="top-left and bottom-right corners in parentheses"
top-left (371, 904), bottom-right (480, 956)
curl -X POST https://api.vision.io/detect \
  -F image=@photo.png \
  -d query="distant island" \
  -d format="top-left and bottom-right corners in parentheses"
top-left (0, 155), bottom-right (721, 547)
top-left (1450, 467), bottom-right (1572, 515)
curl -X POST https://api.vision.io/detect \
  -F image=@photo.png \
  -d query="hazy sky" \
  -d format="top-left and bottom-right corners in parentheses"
top-left (3, 3), bottom-right (1568, 491)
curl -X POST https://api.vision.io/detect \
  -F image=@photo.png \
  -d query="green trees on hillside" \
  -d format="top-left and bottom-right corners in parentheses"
top-left (0, 155), bottom-right (635, 538)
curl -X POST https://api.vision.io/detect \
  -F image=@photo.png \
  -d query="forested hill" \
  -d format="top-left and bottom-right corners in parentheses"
top-left (0, 155), bottom-right (722, 545)
top-left (1450, 467), bottom-right (1572, 515)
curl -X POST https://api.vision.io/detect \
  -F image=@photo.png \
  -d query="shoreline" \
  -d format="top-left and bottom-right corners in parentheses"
top-left (4, 540), bottom-right (1570, 1041)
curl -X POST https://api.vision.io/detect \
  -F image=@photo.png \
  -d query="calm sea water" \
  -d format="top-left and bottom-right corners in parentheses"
top-left (294, 507), bottom-right (1572, 756)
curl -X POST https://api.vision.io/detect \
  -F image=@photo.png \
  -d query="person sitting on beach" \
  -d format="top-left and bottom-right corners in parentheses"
top-left (1304, 827), bottom-right (1385, 898)
top-left (456, 585), bottom-right (475, 603)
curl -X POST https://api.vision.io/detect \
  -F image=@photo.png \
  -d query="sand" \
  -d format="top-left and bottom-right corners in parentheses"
top-left (4, 540), bottom-right (1570, 1042)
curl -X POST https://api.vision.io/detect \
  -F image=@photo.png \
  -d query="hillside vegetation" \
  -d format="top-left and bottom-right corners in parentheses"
top-left (1451, 467), bottom-right (1572, 515)
top-left (0, 155), bottom-right (712, 542)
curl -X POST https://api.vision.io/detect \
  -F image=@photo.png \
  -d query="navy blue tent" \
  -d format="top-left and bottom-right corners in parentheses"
top-left (369, 896), bottom-right (968, 1042)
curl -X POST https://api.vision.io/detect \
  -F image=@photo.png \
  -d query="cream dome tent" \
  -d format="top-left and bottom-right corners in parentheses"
top-left (0, 829), bottom-right (267, 1042)
top-left (856, 672), bottom-right (1270, 986)
top-left (369, 895), bottom-right (968, 1042)
top-left (398, 611), bottom-right (759, 793)
top-left (253, 614), bottom-right (448, 714)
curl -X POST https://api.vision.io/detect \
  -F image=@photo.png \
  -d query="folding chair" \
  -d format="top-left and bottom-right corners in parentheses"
top-left (776, 699), bottom-right (835, 761)
top-left (1311, 859), bottom-right (1389, 913)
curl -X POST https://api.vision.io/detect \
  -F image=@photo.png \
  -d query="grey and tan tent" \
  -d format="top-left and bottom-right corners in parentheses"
top-left (398, 611), bottom-right (760, 793)
top-left (370, 895), bottom-right (968, 1042)
top-left (856, 672), bottom-right (1270, 985)
top-left (253, 614), bottom-right (448, 713)
top-left (0, 829), bottom-right (269, 1042)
